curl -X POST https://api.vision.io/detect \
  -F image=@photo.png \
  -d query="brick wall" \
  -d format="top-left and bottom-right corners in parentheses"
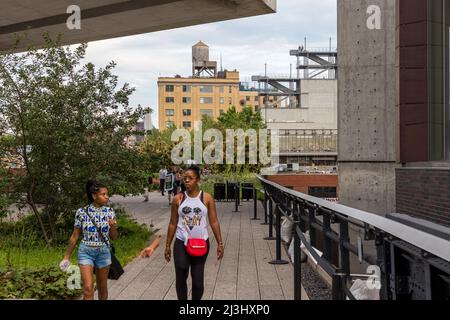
top-left (265, 174), bottom-right (339, 196)
top-left (396, 168), bottom-right (450, 227)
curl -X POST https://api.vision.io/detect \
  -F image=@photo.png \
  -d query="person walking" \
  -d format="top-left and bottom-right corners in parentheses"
top-left (61, 180), bottom-right (117, 300)
top-left (178, 169), bottom-right (186, 193)
top-left (159, 167), bottom-right (167, 196)
top-left (167, 166), bottom-right (178, 206)
top-left (164, 165), bottom-right (224, 300)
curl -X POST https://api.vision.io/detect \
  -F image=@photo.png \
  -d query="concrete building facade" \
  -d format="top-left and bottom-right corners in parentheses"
top-left (0, 0), bottom-right (276, 53)
top-left (338, 0), bottom-right (450, 227)
top-left (338, 0), bottom-right (399, 215)
top-left (260, 79), bottom-right (338, 131)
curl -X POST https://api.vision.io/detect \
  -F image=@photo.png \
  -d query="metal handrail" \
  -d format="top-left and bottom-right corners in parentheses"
top-left (257, 175), bottom-right (450, 300)
top-left (258, 175), bottom-right (450, 262)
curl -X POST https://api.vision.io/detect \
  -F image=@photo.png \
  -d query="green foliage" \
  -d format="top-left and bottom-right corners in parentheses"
top-left (0, 35), bottom-right (151, 243)
top-left (138, 127), bottom-right (176, 173)
top-left (0, 210), bottom-right (152, 299)
top-left (0, 211), bottom-right (152, 269)
top-left (0, 267), bottom-right (82, 300)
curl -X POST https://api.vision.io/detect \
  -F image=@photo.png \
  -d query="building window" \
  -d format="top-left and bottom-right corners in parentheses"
top-left (200, 109), bottom-right (213, 117)
top-left (182, 97), bottom-right (191, 104)
top-left (246, 96), bottom-right (251, 102)
top-left (165, 109), bottom-right (174, 116)
top-left (220, 97), bottom-right (225, 104)
top-left (165, 121), bottom-right (175, 128)
top-left (165, 85), bottom-right (174, 92)
top-left (308, 187), bottom-right (337, 199)
top-left (229, 86), bottom-right (232, 94)
top-left (182, 121), bottom-right (192, 128)
top-left (428, 0), bottom-right (450, 160)
top-left (219, 86), bottom-right (225, 93)
top-left (220, 110), bottom-right (225, 115)
top-left (199, 85), bottom-right (213, 93)
top-left (183, 109), bottom-right (191, 116)
top-left (228, 97), bottom-right (232, 105)
top-left (165, 97), bottom-right (175, 103)
top-left (182, 85), bottom-right (191, 93)
top-left (200, 97), bottom-right (213, 104)
top-left (255, 96), bottom-right (259, 102)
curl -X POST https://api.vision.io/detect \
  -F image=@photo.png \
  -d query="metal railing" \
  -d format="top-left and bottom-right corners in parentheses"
top-left (257, 175), bottom-right (450, 300)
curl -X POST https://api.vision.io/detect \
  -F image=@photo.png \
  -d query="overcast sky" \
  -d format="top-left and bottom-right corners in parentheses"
top-left (82, 0), bottom-right (337, 128)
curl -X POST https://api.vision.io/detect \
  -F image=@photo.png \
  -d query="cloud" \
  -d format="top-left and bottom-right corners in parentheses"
top-left (82, 0), bottom-right (337, 128)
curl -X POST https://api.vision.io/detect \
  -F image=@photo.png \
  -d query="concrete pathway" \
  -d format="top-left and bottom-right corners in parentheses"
top-left (106, 192), bottom-right (308, 300)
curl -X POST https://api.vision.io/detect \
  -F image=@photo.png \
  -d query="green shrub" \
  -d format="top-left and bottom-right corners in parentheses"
top-left (0, 267), bottom-right (82, 300)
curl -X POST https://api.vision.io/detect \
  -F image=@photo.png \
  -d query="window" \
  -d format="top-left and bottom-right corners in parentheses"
top-left (199, 85), bottom-right (213, 93)
top-left (254, 96), bottom-right (259, 102)
top-left (182, 121), bottom-right (192, 129)
top-left (182, 85), bottom-right (191, 93)
top-left (165, 97), bottom-right (174, 103)
top-left (200, 109), bottom-right (213, 117)
top-left (308, 187), bottom-right (337, 199)
top-left (183, 109), bottom-right (192, 116)
top-left (220, 97), bottom-right (225, 104)
top-left (165, 121), bottom-right (175, 128)
top-left (165, 109), bottom-right (174, 116)
top-left (229, 86), bottom-right (233, 94)
top-left (246, 96), bottom-right (251, 102)
top-left (165, 85), bottom-right (174, 92)
top-left (428, 0), bottom-right (450, 160)
top-left (228, 97), bottom-right (232, 105)
top-left (182, 97), bottom-right (191, 104)
top-left (220, 110), bottom-right (225, 115)
top-left (200, 97), bottom-right (213, 104)
top-left (219, 86), bottom-right (225, 93)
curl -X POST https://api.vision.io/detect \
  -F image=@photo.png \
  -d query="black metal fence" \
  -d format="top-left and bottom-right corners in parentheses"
top-left (257, 175), bottom-right (450, 300)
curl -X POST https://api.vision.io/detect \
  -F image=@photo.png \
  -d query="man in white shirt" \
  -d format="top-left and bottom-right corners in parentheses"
top-left (159, 167), bottom-right (167, 196)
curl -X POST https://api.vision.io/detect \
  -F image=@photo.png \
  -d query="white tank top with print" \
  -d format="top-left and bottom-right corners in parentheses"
top-left (176, 191), bottom-right (209, 245)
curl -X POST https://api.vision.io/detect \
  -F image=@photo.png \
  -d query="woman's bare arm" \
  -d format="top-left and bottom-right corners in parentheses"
top-left (63, 228), bottom-right (81, 260)
top-left (205, 193), bottom-right (224, 259)
top-left (165, 197), bottom-right (179, 261)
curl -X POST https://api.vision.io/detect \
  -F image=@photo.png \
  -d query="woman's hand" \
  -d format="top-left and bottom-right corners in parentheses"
top-left (140, 246), bottom-right (155, 258)
top-left (217, 243), bottom-right (224, 260)
top-left (108, 219), bottom-right (117, 228)
top-left (165, 246), bottom-right (171, 262)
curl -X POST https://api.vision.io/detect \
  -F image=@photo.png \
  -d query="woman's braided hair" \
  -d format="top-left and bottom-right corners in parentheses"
top-left (86, 180), bottom-right (106, 203)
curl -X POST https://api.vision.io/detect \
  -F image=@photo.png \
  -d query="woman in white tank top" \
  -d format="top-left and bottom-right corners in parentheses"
top-left (164, 165), bottom-right (224, 300)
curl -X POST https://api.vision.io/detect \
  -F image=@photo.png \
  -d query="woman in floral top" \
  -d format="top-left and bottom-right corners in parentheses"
top-left (61, 180), bottom-right (118, 300)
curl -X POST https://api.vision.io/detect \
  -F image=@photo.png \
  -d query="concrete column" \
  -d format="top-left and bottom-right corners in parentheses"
top-left (337, 0), bottom-right (399, 216)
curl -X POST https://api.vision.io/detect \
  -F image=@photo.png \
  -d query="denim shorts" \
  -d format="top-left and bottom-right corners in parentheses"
top-left (78, 243), bottom-right (111, 269)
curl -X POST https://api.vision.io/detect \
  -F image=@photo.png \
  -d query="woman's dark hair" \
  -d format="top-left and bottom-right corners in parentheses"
top-left (86, 180), bottom-right (106, 203)
top-left (186, 165), bottom-right (201, 179)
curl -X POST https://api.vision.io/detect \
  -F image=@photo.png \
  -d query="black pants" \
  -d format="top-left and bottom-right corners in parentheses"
top-left (160, 179), bottom-right (165, 195)
top-left (173, 238), bottom-right (210, 300)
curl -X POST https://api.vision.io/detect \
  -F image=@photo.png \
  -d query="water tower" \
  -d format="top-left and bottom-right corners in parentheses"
top-left (192, 41), bottom-right (217, 77)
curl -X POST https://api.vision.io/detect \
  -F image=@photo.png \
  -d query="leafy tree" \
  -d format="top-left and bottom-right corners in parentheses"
top-left (0, 35), bottom-right (148, 244)
top-left (138, 127), bottom-right (176, 173)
